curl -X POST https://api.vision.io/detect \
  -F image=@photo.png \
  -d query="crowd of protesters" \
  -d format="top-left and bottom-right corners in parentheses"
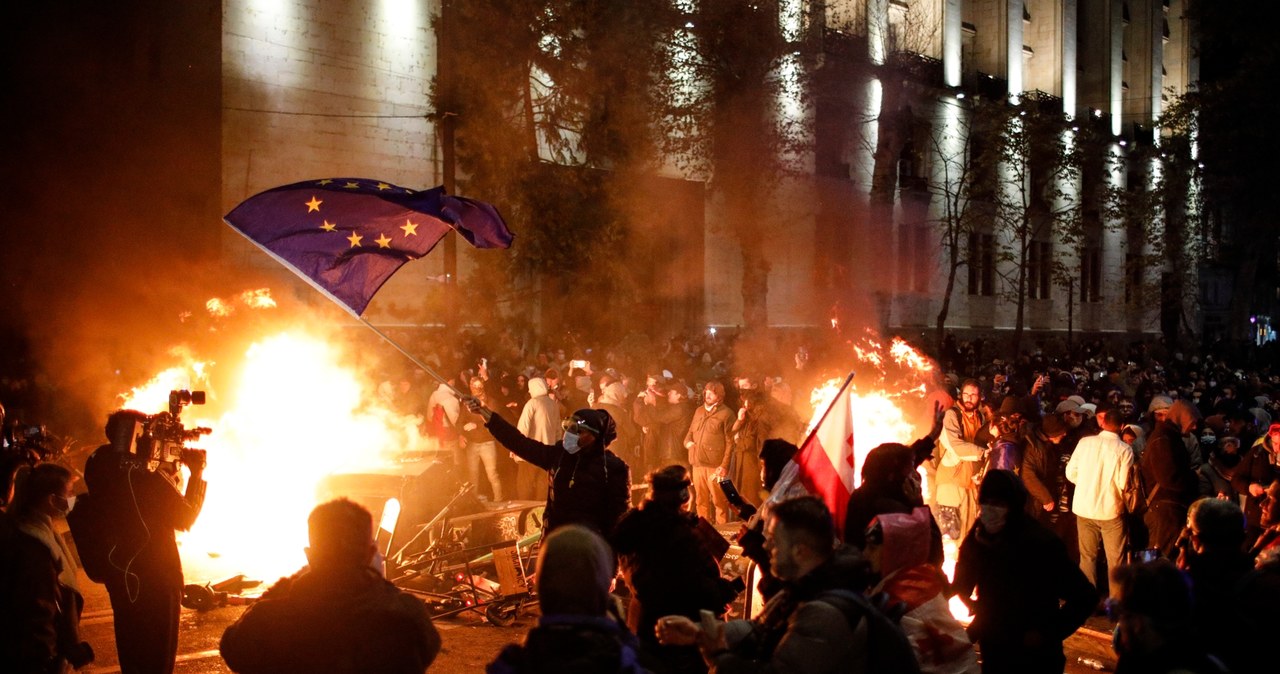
top-left (3, 327), bottom-right (1280, 672)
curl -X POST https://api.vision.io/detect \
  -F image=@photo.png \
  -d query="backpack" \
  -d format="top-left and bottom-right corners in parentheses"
top-left (817, 589), bottom-right (923, 674)
top-left (1121, 461), bottom-right (1149, 515)
top-left (65, 492), bottom-right (115, 583)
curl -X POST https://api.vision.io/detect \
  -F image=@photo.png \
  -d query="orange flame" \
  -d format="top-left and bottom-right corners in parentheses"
top-left (120, 330), bottom-right (432, 582)
top-left (807, 333), bottom-right (969, 622)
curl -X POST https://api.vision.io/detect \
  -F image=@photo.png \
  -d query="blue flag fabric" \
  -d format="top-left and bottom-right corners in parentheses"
top-left (225, 178), bottom-right (513, 316)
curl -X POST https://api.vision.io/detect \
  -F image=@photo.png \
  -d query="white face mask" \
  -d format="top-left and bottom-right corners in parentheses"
top-left (55, 494), bottom-right (76, 517)
top-left (979, 504), bottom-right (1009, 534)
top-left (563, 431), bottom-right (582, 454)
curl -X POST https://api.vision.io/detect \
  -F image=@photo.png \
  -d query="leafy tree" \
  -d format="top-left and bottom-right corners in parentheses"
top-left (1158, 0), bottom-right (1280, 341)
top-left (431, 0), bottom-right (674, 342)
top-left (923, 98), bottom-right (1004, 349)
top-left (653, 0), bottom-right (806, 330)
top-left (989, 95), bottom-right (1083, 354)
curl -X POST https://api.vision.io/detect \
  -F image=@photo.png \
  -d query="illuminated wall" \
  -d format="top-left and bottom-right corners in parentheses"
top-left (221, 0), bottom-right (441, 315)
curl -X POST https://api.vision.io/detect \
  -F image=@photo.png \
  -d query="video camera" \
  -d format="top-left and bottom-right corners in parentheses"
top-left (114, 390), bottom-right (212, 471)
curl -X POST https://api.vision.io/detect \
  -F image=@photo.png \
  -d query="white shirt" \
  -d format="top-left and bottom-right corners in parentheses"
top-left (1066, 430), bottom-right (1134, 520)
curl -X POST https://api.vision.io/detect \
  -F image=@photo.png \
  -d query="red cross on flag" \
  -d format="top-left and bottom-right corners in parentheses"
top-left (796, 373), bottom-right (858, 538)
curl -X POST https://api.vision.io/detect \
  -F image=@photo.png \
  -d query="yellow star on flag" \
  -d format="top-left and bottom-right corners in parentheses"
top-left (320, 220), bottom-right (337, 232)
top-left (317, 179), bottom-right (334, 185)
top-left (344, 181), bottom-right (360, 189)
top-left (375, 233), bottom-right (393, 248)
top-left (376, 182), bottom-right (392, 191)
top-left (347, 232), bottom-right (363, 247)
top-left (305, 196), bottom-right (322, 212)
top-left (400, 220), bottom-right (418, 236)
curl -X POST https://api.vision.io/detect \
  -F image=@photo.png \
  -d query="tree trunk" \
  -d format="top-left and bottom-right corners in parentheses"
top-left (936, 234), bottom-right (960, 351)
top-left (1014, 233), bottom-right (1028, 355)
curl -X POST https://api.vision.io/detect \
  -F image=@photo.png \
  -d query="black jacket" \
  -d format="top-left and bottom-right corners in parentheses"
top-left (220, 566), bottom-right (440, 674)
top-left (612, 503), bottom-right (734, 649)
top-left (1141, 421), bottom-right (1199, 506)
top-left (487, 413), bottom-right (631, 536)
top-left (953, 513), bottom-right (1094, 657)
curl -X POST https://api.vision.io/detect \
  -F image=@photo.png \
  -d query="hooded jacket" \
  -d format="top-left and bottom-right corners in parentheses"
top-left (517, 378), bottom-right (562, 449)
top-left (953, 471), bottom-right (1094, 665)
top-left (486, 413), bottom-right (631, 536)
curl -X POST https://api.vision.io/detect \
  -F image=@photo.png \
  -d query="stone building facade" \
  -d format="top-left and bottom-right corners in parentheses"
top-left (219, 0), bottom-right (1199, 340)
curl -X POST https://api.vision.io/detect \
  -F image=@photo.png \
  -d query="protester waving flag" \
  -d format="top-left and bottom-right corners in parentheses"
top-left (795, 373), bottom-right (858, 537)
top-left (225, 178), bottom-right (513, 316)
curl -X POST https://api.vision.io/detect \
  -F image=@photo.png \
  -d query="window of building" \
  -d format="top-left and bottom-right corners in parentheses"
top-left (1080, 245), bottom-right (1102, 303)
top-left (898, 224), bottom-right (932, 294)
top-left (968, 232), bottom-right (995, 296)
top-left (1028, 240), bottom-right (1052, 299)
top-left (1124, 253), bottom-right (1143, 303)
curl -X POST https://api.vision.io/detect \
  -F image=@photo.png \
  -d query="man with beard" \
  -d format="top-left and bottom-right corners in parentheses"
top-left (613, 466), bottom-right (737, 674)
top-left (937, 379), bottom-right (988, 540)
top-left (655, 496), bottom-right (874, 673)
top-left (1141, 400), bottom-right (1202, 558)
top-left (684, 381), bottom-right (736, 524)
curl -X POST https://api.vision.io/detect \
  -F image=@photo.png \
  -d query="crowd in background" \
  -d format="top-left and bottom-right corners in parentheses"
top-left (4, 328), bottom-right (1280, 672)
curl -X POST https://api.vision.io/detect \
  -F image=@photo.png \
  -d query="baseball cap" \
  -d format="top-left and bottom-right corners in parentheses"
top-left (1148, 395), bottom-right (1174, 413)
top-left (1056, 399), bottom-right (1082, 414)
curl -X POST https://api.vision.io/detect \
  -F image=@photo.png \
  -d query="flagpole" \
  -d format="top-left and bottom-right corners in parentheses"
top-left (797, 372), bottom-right (855, 452)
top-left (357, 316), bottom-right (467, 399)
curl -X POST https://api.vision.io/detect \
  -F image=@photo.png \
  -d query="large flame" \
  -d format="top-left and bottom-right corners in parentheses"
top-left (120, 328), bottom-right (431, 583)
top-left (808, 333), bottom-right (970, 621)
top-left (806, 334), bottom-right (934, 490)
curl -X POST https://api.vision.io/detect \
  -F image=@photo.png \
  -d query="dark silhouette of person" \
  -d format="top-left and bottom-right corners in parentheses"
top-left (613, 465), bottom-right (737, 673)
top-left (69, 410), bottom-right (205, 674)
top-left (220, 498), bottom-right (441, 673)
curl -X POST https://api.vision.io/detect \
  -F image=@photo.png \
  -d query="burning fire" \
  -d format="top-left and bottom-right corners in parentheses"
top-left (120, 326), bottom-right (433, 583)
top-left (808, 333), bottom-right (971, 622)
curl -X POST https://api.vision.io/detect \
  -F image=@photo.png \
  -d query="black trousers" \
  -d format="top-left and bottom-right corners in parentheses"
top-left (1145, 500), bottom-right (1189, 560)
top-left (107, 578), bottom-right (181, 674)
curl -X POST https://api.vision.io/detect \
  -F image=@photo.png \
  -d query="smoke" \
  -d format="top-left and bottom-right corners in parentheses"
top-left (0, 1), bottom-right (227, 435)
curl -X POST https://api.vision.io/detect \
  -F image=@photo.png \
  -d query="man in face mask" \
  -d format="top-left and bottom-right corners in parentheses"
top-left (952, 470), bottom-right (1095, 674)
top-left (465, 397), bottom-right (631, 538)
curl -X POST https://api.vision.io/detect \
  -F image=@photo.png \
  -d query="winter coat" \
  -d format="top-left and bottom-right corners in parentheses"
top-left (952, 512), bottom-right (1094, 670)
top-left (1141, 421), bottom-right (1199, 506)
top-left (844, 480), bottom-right (944, 567)
top-left (612, 503), bottom-right (735, 653)
top-left (516, 379), bottom-right (563, 462)
top-left (0, 512), bottom-right (63, 672)
top-left (220, 566), bottom-right (441, 674)
top-left (487, 412), bottom-right (631, 536)
top-left (684, 403), bottom-right (735, 469)
top-left (1234, 438), bottom-right (1278, 529)
top-left (1021, 429), bottom-right (1066, 516)
top-left (712, 549), bottom-right (870, 674)
top-left (486, 614), bottom-right (648, 674)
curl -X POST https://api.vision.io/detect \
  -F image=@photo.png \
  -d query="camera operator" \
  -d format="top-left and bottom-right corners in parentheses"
top-left (68, 410), bottom-right (207, 674)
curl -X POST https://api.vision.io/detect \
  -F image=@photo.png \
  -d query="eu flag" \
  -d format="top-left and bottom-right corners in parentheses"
top-left (225, 178), bottom-right (513, 316)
